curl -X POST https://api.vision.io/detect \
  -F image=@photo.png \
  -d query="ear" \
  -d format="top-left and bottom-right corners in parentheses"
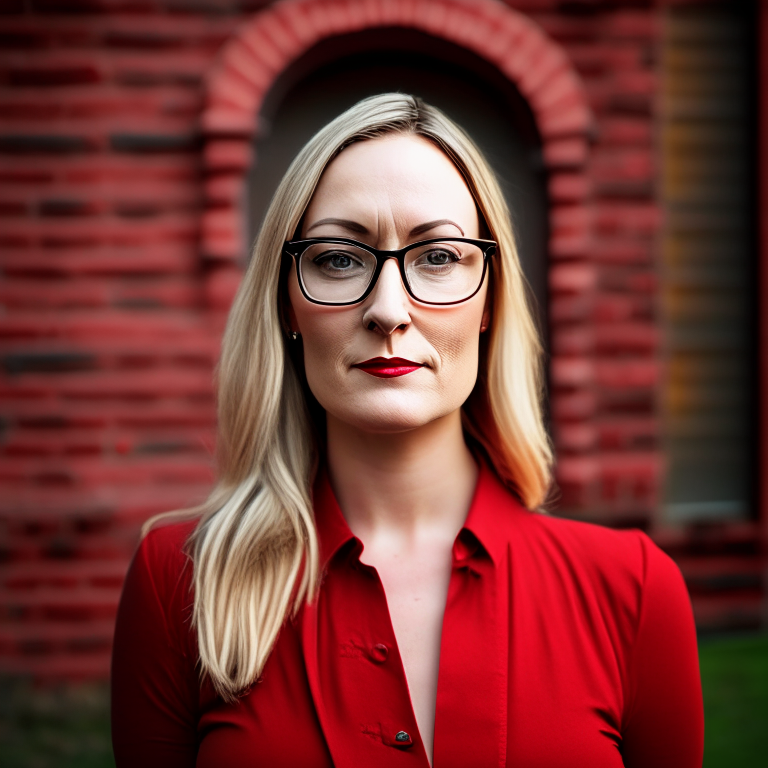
top-left (480, 288), bottom-right (492, 333)
top-left (285, 301), bottom-right (300, 336)
top-left (279, 256), bottom-right (301, 336)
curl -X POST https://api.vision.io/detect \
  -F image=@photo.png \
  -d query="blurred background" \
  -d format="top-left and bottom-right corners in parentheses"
top-left (0, 0), bottom-right (766, 765)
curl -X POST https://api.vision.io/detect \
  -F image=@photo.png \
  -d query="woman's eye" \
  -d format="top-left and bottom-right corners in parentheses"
top-left (426, 250), bottom-right (454, 265)
top-left (418, 249), bottom-right (460, 267)
top-left (315, 251), bottom-right (359, 270)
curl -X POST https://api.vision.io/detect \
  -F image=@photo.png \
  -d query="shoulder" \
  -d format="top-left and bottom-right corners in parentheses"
top-left (128, 518), bottom-right (199, 609)
top-left (139, 518), bottom-right (198, 567)
top-left (520, 510), bottom-right (681, 597)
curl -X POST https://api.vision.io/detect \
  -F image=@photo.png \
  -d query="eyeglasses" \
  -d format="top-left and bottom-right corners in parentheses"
top-left (283, 237), bottom-right (496, 306)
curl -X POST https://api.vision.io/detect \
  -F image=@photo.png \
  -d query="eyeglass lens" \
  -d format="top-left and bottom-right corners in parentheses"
top-left (298, 240), bottom-right (485, 304)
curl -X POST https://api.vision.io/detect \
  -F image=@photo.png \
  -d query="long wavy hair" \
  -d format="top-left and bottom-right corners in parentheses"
top-left (147, 93), bottom-right (552, 701)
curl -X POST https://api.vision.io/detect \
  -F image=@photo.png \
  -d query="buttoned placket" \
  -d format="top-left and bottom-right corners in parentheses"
top-left (432, 531), bottom-right (510, 768)
top-left (302, 541), bottom-right (428, 767)
top-left (303, 466), bottom-right (511, 768)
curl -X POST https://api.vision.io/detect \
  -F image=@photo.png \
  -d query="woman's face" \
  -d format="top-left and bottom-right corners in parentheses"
top-left (287, 134), bottom-right (489, 434)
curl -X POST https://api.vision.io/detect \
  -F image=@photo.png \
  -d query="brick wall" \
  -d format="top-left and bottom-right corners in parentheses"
top-left (0, 0), bottom-right (680, 679)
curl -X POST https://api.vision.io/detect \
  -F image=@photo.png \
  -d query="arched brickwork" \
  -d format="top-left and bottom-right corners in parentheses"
top-left (199, 0), bottom-right (668, 525)
top-left (199, 0), bottom-right (596, 308)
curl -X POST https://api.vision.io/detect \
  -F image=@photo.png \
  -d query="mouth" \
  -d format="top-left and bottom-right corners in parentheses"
top-left (352, 357), bottom-right (425, 379)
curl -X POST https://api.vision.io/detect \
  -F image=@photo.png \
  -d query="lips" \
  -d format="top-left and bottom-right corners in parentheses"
top-left (352, 357), bottom-right (425, 378)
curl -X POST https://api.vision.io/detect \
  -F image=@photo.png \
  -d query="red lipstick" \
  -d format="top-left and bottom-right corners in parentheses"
top-left (353, 357), bottom-right (424, 378)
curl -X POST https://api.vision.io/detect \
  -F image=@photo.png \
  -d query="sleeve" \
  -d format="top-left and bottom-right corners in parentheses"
top-left (621, 534), bottom-right (704, 768)
top-left (111, 530), bottom-right (199, 768)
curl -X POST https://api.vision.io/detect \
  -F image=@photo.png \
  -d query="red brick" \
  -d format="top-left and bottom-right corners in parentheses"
top-left (205, 265), bottom-right (243, 310)
top-left (596, 359), bottom-right (659, 389)
top-left (1, 246), bottom-right (197, 277)
top-left (251, 8), bottom-right (306, 59)
top-left (221, 42), bottom-right (275, 94)
top-left (0, 456), bottom-right (215, 491)
top-left (411, 0), bottom-right (450, 38)
top-left (239, 25), bottom-right (289, 74)
top-left (550, 356), bottom-right (594, 387)
top-left (0, 309), bottom-right (213, 342)
top-left (304, 0), bottom-right (353, 34)
top-left (201, 231), bottom-right (243, 261)
top-left (441, 5), bottom-right (487, 51)
top-left (392, 0), bottom-right (421, 29)
top-left (205, 70), bottom-right (263, 116)
top-left (591, 240), bottom-right (652, 265)
top-left (110, 51), bottom-right (215, 88)
top-left (0, 86), bottom-right (202, 122)
top-left (203, 138), bottom-right (253, 171)
top-left (554, 423), bottom-right (598, 452)
top-left (594, 322), bottom-right (657, 354)
top-left (551, 325), bottom-right (596, 356)
top-left (5, 59), bottom-right (103, 87)
top-left (519, 45), bottom-right (571, 102)
top-left (542, 137), bottom-right (589, 169)
top-left (0, 585), bottom-right (121, 622)
top-left (598, 118), bottom-right (652, 146)
top-left (549, 232), bottom-right (591, 259)
top-left (549, 294), bottom-right (593, 323)
top-left (598, 417), bottom-right (658, 451)
top-left (530, 69), bottom-right (585, 117)
top-left (548, 173), bottom-right (591, 202)
top-left (201, 108), bottom-right (255, 137)
top-left (0, 279), bottom-right (110, 310)
top-left (536, 11), bottom-right (658, 43)
top-left (551, 389), bottom-right (599, 420)
top-left (594, 293), bottom-right (653, 323)
top-left (593, 148), bottom-right (654, 182)
top-left (594, 203), bottom-right (660, 236)
top-left (329, 0), bottom-right (368, 31)
top-left (204, 173), bottom-right (243, 206)
top-left (496, 22), bottom-right (548, 84)
top-left (549, 263), bottom-right (597, 293)
top-left (272, 1), bottom-right (324, 50)
top-left (5, 401), bottom-right (215, 432)
top-left (599, 11), bottom-right (659, 41)
top-left (0, 653), bottom-right (112, 682)
top-left (567, 43), bottom-right (645, 76)
top-left (482, 22), bottom-right (525, 66)
top-left (538, 101), bottom-right (593, 139)
top-left (550, 205), bottom-right (592, 236)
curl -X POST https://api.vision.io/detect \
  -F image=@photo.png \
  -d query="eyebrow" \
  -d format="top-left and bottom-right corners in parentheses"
top-left (304, 217), bottom-right (465, 237)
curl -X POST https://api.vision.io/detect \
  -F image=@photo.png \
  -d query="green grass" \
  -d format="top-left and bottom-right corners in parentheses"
top-left (700, 633), bottom-right (768, 768)
top-left (0, 679), bottom-right (114, 768)
top-left (0, 633), bottom-right (765, 767)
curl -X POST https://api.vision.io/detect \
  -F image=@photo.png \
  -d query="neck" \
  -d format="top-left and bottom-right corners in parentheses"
top-left (325, 409), bottom-right (478, 541)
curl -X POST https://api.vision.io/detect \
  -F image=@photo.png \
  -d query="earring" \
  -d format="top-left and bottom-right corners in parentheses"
top-left (290, 331), bottom-right (300, 341)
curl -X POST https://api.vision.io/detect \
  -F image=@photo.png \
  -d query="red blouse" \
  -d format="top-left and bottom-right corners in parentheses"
top-left (111, 463), bottom-right (704, 767)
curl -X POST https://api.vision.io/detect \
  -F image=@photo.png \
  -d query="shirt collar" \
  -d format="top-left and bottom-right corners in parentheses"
top-left (312, 460), bottom-right (527, 570)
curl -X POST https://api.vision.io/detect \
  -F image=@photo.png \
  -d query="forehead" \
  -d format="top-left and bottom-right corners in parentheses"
top-left (307, 134), bottom-right (476, 218)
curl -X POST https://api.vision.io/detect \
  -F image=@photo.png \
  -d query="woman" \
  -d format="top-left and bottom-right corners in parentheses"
top-left (111, 94), bottom-right (703, 768)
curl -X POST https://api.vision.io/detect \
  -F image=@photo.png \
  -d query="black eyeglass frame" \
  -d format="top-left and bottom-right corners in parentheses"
top-left (283, 236), bottom-right (497, 307)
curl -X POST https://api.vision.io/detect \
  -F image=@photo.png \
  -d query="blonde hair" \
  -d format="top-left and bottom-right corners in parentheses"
top-left (147, 94), bottom-right (552, 701)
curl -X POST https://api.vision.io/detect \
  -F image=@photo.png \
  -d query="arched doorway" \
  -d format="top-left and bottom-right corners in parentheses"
top-left (200, 0), bottom-right (601, 519)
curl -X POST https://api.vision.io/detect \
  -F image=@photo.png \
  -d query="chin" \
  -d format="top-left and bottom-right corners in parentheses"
top-left (323, 391), bottom-right (449, 434)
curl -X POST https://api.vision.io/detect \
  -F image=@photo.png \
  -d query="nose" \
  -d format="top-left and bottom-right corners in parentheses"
top-left (361, 258), bottom-right (412, 336)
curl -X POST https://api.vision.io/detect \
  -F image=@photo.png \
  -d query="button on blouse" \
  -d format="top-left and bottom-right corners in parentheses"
top-left (111, 463), bottom-right (704, 768)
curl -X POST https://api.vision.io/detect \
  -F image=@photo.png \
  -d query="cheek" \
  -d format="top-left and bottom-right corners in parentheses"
top-left (429, 300), bottom-right (486, 375)
top-left (288, 279), bottom-right (356, 387)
